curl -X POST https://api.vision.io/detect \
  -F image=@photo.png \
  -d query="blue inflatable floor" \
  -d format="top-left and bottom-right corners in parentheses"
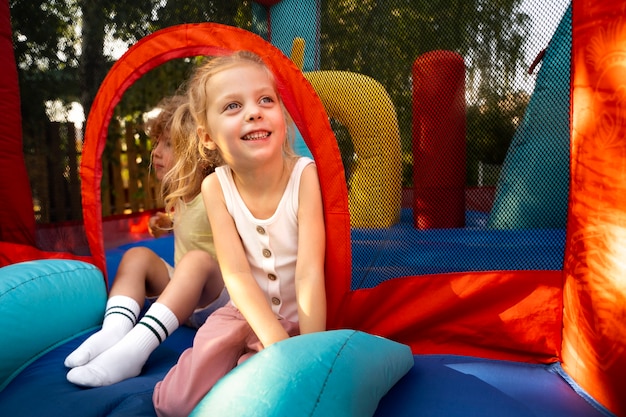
top-left (106, 208), bottom-right (566, 292)
top-left (0, 326), bottom-right (611, 417)
top-left (0, 327), bottom-right (195, 417)
top-left (352, 210), bottom-right (565, 289)
top-left (10, 207), bottom-right (585, 417)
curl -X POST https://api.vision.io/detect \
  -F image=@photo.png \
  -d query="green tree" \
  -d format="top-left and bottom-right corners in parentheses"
top-left (466, 90), bottom-right (530, 185)
top-left (11, 0), bottom-right (534, 192)
top-left (10, 0), bottom-right (81, 151)
top-left (79, 0), bottom-right (252, 119)
top-left (320, 0), bottom-right (531, 185)
top-left (10, 0), bottom-right (254, 137)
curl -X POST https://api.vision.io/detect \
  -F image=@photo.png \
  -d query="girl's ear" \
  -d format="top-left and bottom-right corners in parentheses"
top-left (198, 126), bottom-right (217, 150)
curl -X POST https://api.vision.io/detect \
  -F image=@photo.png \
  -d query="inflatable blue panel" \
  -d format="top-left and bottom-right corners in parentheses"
top-left (0, 329), bottom-right (611, 417)
top-left (191, 330), bottom-right (414, 417)
top-left (0, 259), bottom-right (106, 391)
top-left (0, 326), bottom-right (196, 417)
top-left (488, 5), bottom-right (571, 229)
top-left (375, 355), bottom-right (614, 417)
top-left (269, 0), bottom-right (320, 71)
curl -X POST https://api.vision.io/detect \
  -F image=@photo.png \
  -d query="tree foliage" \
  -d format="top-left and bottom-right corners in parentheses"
top-left (10, 0), bottom-right (80, 149)
top-left (10, 0), bottom-right (253, 135)
top-left (320, 0), bottom-right (530, 148)
top-left (11, 0), bottom-right (532, 187)
top-left (318, 0), bottom-right (532, 185)
top-left (79, 0), bottom-right (252, 118)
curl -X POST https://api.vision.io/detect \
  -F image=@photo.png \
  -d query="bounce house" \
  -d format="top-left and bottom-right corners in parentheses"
top-left (1, 0), bottom-right (625, 416)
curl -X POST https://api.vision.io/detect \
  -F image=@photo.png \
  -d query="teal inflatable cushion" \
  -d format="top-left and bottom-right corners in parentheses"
top-left (487, 5), bottom-right (571, 229)
top-left (190, 329), bottom-right (414, 417)
top-left (0, 259), bottom-right (106, 392)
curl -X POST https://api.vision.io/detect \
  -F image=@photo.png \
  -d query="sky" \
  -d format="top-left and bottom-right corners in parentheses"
top-left (517, 0), bottom-right (571, 93)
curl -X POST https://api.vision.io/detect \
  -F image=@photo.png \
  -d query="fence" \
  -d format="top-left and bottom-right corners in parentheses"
top-left (28, 120), bottom-right (161, 226)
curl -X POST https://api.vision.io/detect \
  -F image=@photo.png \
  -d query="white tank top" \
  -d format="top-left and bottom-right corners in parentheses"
top-left (215, 157), bottom-right (313, 322)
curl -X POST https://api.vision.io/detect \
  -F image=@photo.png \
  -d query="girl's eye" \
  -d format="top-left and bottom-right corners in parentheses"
top-left (225, 102), bottom-right (240, 111)
top-left (260, 96), bottom-right (274, 104)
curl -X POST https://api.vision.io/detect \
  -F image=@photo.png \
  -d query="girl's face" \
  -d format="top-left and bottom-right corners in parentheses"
top-left (199, 62), bottom-right (286, 168)
top-left (152, 132), bottom-right (175, 180)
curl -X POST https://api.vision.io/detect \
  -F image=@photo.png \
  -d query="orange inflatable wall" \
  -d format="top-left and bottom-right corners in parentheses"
top-left (562, 2), bottom-right (626, 415)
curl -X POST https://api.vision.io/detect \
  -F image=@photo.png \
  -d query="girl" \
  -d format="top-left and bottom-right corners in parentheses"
top-left (65, 95), bottom-right (229, 387)
top-left (153, 51), bottom-right (327, 417)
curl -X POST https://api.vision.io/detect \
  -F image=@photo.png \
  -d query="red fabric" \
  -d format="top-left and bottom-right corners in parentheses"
top-left (562, 1), bottom-right (626, 415)
top-left (335, 270), bottom-right (562, 363)
top-left (0, 0), bottom-right (36, 250)
top-left (0, 242), bottom-right (93, 266)
top-left (412, 51), bottom-right (466, 229)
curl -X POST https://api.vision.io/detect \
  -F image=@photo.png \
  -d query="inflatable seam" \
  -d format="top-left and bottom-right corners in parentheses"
top-left (0, 263), bottom-right (98, 297)
top-left (309, 329), bottom-right (356, 416)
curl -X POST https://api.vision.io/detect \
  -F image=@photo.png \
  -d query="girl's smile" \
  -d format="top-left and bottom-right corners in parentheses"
top-left (242, 130), bottom-right (271, 141)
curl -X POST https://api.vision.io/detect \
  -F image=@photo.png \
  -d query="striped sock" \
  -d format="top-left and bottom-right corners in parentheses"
top-left (66, 302), bottom-right (179, 387)
top-left (64, 295), bottom-right (140, 368)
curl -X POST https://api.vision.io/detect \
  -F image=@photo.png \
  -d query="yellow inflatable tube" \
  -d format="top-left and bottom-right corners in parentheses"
top-left (304, 71), bottom-right (402, 228)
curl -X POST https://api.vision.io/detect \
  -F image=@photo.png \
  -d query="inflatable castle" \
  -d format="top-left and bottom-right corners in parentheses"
top-left (0, 0), bottom-right (624, 416)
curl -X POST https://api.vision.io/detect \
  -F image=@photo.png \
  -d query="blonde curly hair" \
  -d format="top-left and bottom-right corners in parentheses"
top-left (159, 98), bottom-right (215, 215)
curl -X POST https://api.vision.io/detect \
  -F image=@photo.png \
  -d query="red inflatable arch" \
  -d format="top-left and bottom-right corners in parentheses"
top-left (79, 23), bottom-right (351, 317)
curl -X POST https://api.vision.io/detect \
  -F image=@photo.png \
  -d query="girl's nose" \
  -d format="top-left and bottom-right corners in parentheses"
top-left (247, 108), bottom-right (262, 121)
top-left (153, 142), bottom-right (162, 156)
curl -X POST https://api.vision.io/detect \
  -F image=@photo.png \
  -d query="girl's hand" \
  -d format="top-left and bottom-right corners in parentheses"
top-left (149, 211), bottom-right (173, 238)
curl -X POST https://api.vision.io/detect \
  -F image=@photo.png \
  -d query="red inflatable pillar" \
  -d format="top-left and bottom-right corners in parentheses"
top-left (412, 51), bottom-right (466, 229)
top-left (561, 1), bottom-right (626, 416)
top-left (0, 0), bottom-right (36, 248)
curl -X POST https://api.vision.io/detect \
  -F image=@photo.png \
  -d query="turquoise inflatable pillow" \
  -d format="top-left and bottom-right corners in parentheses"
top-left (0, 259), bottom-right (106, 392)
top-left (190, 329), bottom-right (414, 417)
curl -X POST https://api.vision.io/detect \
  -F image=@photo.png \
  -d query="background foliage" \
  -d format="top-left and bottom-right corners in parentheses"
top-left (9, 0), bottom-right (551, 220)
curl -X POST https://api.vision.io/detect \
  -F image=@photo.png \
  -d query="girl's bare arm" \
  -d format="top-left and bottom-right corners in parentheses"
top-left (202, 174), bottom-right (289, 348)
top-left (295, 164), bottom-right (327, 334)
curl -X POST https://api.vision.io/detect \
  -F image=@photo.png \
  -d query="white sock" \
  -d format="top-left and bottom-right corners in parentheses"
top-left (66, 302), bottom-right (179, 387)
top-left (64, 295), bottom-right (140, 368)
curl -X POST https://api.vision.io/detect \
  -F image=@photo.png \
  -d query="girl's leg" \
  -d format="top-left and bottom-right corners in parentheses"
top-left (66, 301), bottom-right (179, 387)
top-left (64, 247), bottom-right (170, 368)
top-left (159, 250), bottom-right (224, 320)
top-left (153, 305), bottom-right (249, 417)
top-left (66, 250), bottom-right (223, 387)
top-left (64, 295), bottom-right (140, 368)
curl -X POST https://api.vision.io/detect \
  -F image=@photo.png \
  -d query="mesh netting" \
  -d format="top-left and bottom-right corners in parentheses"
top-left (11, 0), bottom-right (572, 286)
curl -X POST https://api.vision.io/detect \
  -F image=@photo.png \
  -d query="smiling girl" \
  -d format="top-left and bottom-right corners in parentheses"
top-left (153, 51), bottom-right (327, 417)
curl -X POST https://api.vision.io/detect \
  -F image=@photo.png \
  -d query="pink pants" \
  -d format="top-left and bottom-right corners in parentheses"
top-left (153, 303), bottom-right (299, 417)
